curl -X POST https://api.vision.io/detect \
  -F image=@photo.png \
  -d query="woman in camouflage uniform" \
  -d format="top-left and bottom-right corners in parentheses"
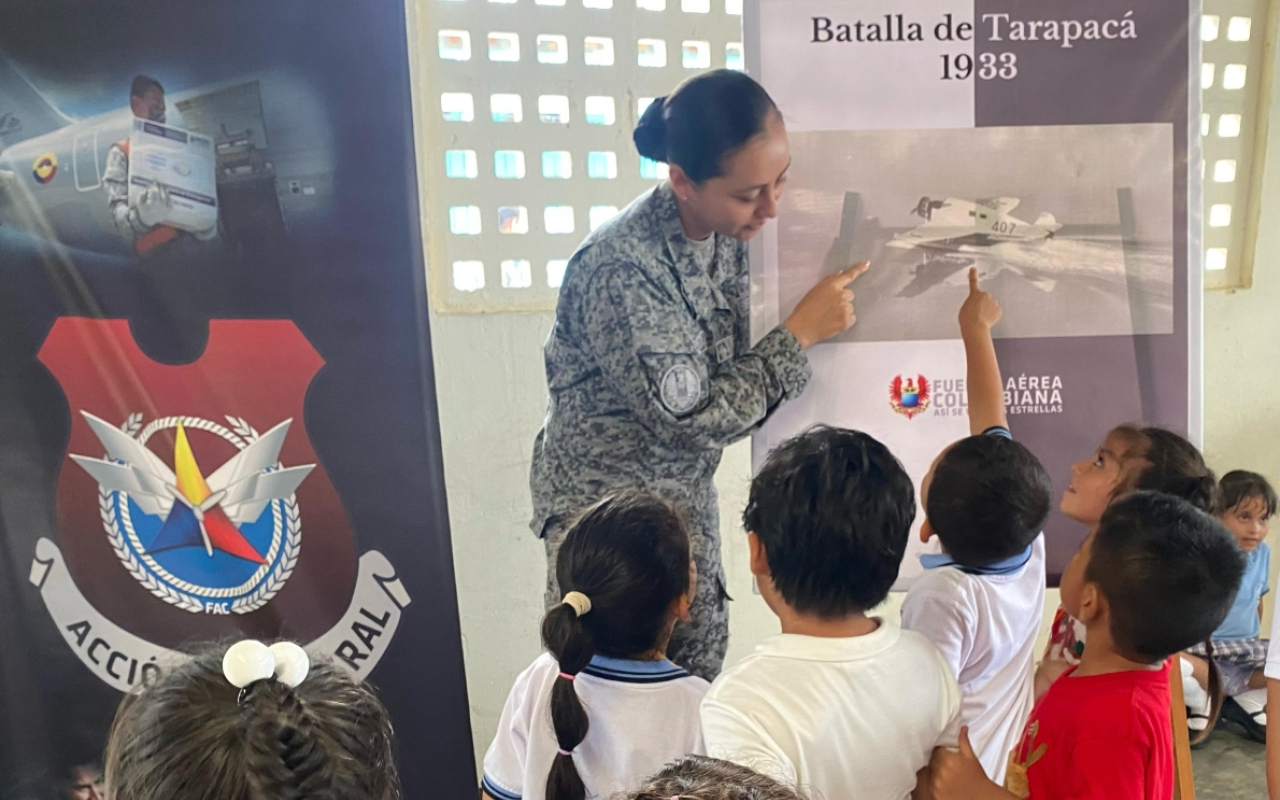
top-left (530, 70), bottom-right (867, 681)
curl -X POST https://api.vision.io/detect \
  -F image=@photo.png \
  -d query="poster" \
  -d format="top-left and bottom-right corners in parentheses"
top-left (0, 2), bottom-right (474, 799)
top-left (747, 0), bottom-right (1200, 585)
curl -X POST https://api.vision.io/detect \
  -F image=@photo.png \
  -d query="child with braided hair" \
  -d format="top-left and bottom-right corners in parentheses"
top-left (483, 490), bottom-right (707, 800)
top-left (104, 641), bottom-right (398, 800)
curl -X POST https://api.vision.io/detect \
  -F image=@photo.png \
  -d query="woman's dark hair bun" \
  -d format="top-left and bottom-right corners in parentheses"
top-left (631, 71), bottom-right (778, 185)
top-left (633, 95), bottom-right (668, 162)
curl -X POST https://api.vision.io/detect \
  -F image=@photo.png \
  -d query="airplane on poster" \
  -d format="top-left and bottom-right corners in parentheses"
top-left (0, 56), bottom-right (333, 259)
top-left (887, 196), bottom-right (1063, 252)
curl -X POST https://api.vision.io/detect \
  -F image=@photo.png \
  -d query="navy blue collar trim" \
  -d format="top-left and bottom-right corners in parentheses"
top-left (920, 544), bottom-right (1033, 576)
top-left (481, 775), bottom-right (520, 800)
top-left (580, 655), bottom-right (690, 684)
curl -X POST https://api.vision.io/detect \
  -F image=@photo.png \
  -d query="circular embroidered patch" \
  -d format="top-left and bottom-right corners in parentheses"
top-left (660, 364), bottom-right (702, 415)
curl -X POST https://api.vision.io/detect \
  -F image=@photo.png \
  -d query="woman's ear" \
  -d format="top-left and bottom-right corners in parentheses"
top-left (669, 164), bottom-right (696, 204)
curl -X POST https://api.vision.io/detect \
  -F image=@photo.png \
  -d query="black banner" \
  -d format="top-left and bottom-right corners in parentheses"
top-left (0, 2), bottom-right (474, 798)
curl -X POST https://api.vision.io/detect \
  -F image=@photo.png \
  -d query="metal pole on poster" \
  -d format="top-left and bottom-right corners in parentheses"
top-left (1187, 0), bottom-right (1205, 448)
top-left (1173, 6), bottom-right (1205, 796)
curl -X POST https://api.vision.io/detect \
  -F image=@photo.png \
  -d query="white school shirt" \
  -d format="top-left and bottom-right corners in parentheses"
top-left (700, 622), bottom-right (961, 800)
top-left (1266, 601), bottom-right (1280, 680)
top-left (900, 534), bottom-right (1046, 785)
top-left (482, 652), bottom-right (709, 800)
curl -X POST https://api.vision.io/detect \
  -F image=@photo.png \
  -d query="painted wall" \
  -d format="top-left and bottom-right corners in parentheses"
top-left (428, 54), bottom-right (1280, 769)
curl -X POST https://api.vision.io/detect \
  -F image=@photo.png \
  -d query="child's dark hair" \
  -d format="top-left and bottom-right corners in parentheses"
top-left (1220, 470), bottom-right (1278, 517)
top-left (1085, 491), bottom-right (1245, 663)
top-left (615, 756), bottom-right (808, 800)
top-left (542, 491), bottom-right (693, 800)
top-left (633, 70), bottom-right (778, 184)
top-left (1110, 426), bottom-right (1219, 514)
top-left (926, 435), bottom-right (1053, 566)
top-left (103, 646), bottom-right (398, 800)
top-left (744, 426), bottom-right (915, 617)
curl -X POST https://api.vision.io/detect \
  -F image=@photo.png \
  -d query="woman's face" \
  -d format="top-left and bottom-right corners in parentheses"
top-left (676, 112), bottom-right (790, 241)
top-left (1060, 431), bottom-right (1130, 528)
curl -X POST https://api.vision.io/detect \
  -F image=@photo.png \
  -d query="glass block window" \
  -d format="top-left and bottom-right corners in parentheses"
top-left (421, 0), bottom-right (745, 311)
top-left (584, 96), bottom-right (616, 125)
top-left (588, 151), bottom-right (618, 179)
top-left (445, 150), bottom-right (478, 178)
top-left (494, 150), bottom-right (526, 179)
top-left (539, 95), bottom-right (572, 124)
top-left (501, 259), bottom-right (533, 288)
top-left (440, 93), bottom-right (475, 122)
top-left (726, 42), bottom-right (744, 70)
top-left (537, 35), bottom-right (569, 64)
top-left (543, 151), bottom-right (574, 178)
top-left (637, 38), bottom-right (667, 67)
top-left (1199, 0), bottom-right (1275, 290)
top-left (449, 205), bottom-right (482, 235)
top-left (488, 32), bottom-right (520, 62)
top-left (490, 94), bottom-right (523, 122)
top-left (589, 205), bottom-right (620, 230)
top-left (640, 157), bottom-right (669, 180)
top-left (683, 40), bottom-right (711, 69)
top-left (452, 261), bottom-right (485, 292)
top-left (439, 30), bottom-right (472, 61)
top-left (498, 206), bottom-right (530, 234)
top-left (544, 206), bottom-right (576, 234)
top-left (584, 37), bottom-right (616, 66)
top-left (547, 259), bottom-right (570, 287)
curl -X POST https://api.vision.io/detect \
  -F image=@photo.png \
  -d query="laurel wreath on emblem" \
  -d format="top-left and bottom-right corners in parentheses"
top-left (97, 414), bottom-right (301, 615)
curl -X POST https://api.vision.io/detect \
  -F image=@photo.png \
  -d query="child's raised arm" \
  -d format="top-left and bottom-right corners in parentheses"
top-left (958, 268), bottom-right (1007, 435)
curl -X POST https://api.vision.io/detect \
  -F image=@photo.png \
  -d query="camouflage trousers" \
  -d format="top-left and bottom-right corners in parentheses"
top-left (542, 502), bottom-right (729, 683)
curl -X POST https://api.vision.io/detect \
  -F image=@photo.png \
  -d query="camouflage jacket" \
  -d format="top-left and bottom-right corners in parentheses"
top-left (529, 182), bottom-right (811, 536)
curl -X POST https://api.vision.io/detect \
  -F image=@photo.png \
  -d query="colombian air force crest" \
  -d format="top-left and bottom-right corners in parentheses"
top-left (73, 412), bottom-right (310, 615)
top-left (32, 319), bottom-right (411, 692)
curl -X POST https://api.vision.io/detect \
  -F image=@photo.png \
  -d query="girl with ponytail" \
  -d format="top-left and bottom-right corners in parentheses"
top-left (1035, 425), bottom-right (1224, 743)
top-left (483, 491), bottom-right (705, 800)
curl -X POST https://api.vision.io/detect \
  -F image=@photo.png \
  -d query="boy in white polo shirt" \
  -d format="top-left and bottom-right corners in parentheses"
top-left (901, 270), bottom-right (1053, 784)
top-left (701, 425), bottom-right (961, 800)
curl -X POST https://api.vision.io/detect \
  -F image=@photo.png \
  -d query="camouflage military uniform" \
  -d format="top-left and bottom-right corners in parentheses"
top-left (530, 183), bottom-right (811, 681)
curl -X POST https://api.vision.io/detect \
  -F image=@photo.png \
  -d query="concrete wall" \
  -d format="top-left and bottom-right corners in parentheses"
top-left (428, 51), bottom-right (1280, 768)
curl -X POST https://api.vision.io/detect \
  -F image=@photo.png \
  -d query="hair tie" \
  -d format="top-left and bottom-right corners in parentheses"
top-left (222, 640), bottom-right (311, 694)
top-left (558, 748), bottom-right (573, 757)
top-left (557, 671), bottom-right (576, 681)
top-left (561, 591), bottom-right (592, 617)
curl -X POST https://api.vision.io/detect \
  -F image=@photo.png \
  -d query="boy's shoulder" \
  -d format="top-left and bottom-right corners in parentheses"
top-left (705, 628), bottom-right (953, 704)
top-left (1041, 665), bottom-right (1172, 737)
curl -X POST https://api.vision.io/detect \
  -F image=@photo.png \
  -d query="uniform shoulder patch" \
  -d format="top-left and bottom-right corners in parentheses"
top-left (660, 363), bottom-right (702, 415)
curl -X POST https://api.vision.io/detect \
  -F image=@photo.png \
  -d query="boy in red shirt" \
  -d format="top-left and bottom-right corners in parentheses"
top-left (927, 491), bottom-right (1246, 800)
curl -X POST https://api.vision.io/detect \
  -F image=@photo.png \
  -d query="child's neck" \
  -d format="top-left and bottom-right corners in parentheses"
top-left (777, 608), bottom-right (879, 638)
top-left (1073, 624), bottom-right (1162, 678)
